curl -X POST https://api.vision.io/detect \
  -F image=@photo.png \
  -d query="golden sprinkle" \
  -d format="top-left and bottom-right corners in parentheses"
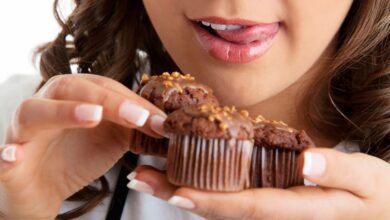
top-left (141, 74), bottom-right (150, 82)
top-left (240, 110), bottom-right (249, 117)
top-left (287, 128), bottom-right (294, 133)
top-left (231, 106), bottom-right (237, 112)
top-left (223, 106), bottom-right (230, 112)
top-left (163, 80), bottom-right (173, 87)
top-left (184, 74), bottom-right (195, 80)
top-left (162, 72), bottom-right (170, 77)
top-left (172, 72), bottom-right (181, 78)
top-left (253, 115), bottom-right (266, 123)
top-left (168, 76), bottom-right (174, 81)
top-left (208, 115), bottom-right (216, 122)
top-left (279, 121), bottom-right (288, 126)
top-left (199, 105), bottom-right (209, 112)
top-left (174, 83), bottom-right (183, 93)
top-left (219, 122), bottom-right (228, 131)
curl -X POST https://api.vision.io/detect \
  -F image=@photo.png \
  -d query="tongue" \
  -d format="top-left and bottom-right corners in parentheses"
top-left (215, 23), bottom-right (279, 44)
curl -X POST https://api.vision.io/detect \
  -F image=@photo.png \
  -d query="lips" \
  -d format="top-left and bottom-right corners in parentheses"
top-left (191, 17), bottom-right (280, 64)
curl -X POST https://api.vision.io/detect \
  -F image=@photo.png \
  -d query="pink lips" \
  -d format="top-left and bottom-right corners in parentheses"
top-left (192, 17), bottom-right (280, 64)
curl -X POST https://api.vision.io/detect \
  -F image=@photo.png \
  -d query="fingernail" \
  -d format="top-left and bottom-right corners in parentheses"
top-left (303, 152), bottom-right (326, 177)
top-left (127, 171), bottom-right (137, 180)
top-left (150, 115), bottom-right (168, 137)
top-left (127, 179), bottom-right (154, 195)
top-left (168, 196), bottom-right (195, 210)
top-left (304, 179), bottom-right (317, 186)
top-left (1, 145), bottom-right (17, 162)
top-left (75, 104), bottom-right (103, 122)
top-left (119, 101), bottom-right (150, 127)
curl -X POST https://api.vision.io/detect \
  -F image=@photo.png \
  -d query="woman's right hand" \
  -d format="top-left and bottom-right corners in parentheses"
top-left (0, 74), bottom-right (166, 220)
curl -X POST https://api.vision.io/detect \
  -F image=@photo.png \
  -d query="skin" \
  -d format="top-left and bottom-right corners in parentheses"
top-left (0, 0), bottom-right (389, 220)
top-left (143, 0), bottom-right (352, 145)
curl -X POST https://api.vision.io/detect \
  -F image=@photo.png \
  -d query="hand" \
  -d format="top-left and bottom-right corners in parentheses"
top-left (129, 148), bottom-right (390, 220)
top-left (0, 74), bottom-right (166, 220)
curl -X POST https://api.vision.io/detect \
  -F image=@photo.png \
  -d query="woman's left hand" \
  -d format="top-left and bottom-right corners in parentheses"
top-left (128, 148), bottom-right (390, 220)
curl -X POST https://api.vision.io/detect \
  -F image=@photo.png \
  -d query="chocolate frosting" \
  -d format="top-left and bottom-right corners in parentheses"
top-left (252, 116), bottom-right (315, 150)
top-left (164, 104), bottom-right (254, 140)
top-left (138, 72), bottom-right (219, 113)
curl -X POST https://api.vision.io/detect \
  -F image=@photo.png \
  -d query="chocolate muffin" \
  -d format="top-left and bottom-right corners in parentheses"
top-left (164, 104), bottom-right (254, 192)
top-left (130, 72), bottom-right (219, 157)
top-left (249, 115), bottom-right (315, 188)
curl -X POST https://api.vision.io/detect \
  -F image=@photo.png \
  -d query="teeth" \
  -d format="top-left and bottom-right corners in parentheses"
top-left (201, 21), bottom-right (211, 26)
top-left (225, 24), bottom-right (244, 30)
top-left (210, 23), bottom-right (227, 31)
top-left (200, 21), bottom-right (245, 31)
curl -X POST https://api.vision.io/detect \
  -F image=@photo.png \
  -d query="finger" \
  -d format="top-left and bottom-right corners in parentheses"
top-left (0, 144), bottom-right (23, 180)
top-left (300, 148), bottom-right (389, 198)
top-left (168, 186), bottom-right (363, 220)
top-left (127, 165), bottom-right (177, 200)
top-left (36, 75), bottom-right (166, 138)
top-left (9, 98), bottom-right (103, 142)
top-left (74, 74), bottom-right (141, 98)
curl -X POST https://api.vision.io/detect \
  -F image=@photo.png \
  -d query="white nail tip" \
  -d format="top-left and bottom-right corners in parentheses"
top-left (302, 152), bottom-right (313, 176)
top-left (119, 102), bottom-right (150, 127)
top-left (135, 110), bottom-right (150, 127)
top-left (304, 179), bottom-right (317, 187)
top-left (127, 171), bottom-right (137, 180)
top-left (150, 115), bottom-right (168, 137)
top-left (75, 105), bottom-right (103, 122)
top-left (127, 179), bottom-right (154, 195)
top-left (168, 196), bottom-right (195, 209)
top-left (2, 146), bottom-right (17, 162)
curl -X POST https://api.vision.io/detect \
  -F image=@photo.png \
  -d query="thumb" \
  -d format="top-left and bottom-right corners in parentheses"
top-left (0, 144), bottom-right (23, 180)
top-left (301, 148), bottom-right (388, 198)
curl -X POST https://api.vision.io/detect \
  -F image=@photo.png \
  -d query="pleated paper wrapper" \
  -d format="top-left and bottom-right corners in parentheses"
top-left (249, 146), bottom-right (303, 188)
top-left (130, 130), bottom-right (169, 157)
top-left (167, 134), bottom-right (254, 192)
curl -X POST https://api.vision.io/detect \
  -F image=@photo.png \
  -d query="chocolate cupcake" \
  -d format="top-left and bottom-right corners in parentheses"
top-left (130, 72), bottom-right (219, 157)
top-left (164, 104), bottom-right (254, 192)
top-left (249, 116), bottom-right (315, 188)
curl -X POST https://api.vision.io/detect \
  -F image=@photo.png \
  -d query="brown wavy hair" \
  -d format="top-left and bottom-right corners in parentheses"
top-left (35, 0), bottom-right (389, 219)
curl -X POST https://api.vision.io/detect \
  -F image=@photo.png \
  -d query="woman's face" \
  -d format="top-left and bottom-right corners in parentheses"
top-left (143, 0), bottom-right (353, 107)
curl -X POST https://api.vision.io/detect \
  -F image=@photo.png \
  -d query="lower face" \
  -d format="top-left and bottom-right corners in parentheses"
top-left (142, 0), bottom-right (353, 107)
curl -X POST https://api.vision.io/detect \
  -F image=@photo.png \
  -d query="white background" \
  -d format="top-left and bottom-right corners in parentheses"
top-left (0, 1), bottom-right (72, 83)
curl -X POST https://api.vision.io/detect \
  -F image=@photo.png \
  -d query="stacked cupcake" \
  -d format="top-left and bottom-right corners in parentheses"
top-left (164, 105), bottom-right (254, 192)
top-left (131, 72), bottom-right (315, 192)
top-left (130, 72), bottom-right (218, 157)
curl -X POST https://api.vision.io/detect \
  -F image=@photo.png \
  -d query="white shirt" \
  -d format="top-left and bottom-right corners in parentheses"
top-left (0, 75), bottom-right (359, 220)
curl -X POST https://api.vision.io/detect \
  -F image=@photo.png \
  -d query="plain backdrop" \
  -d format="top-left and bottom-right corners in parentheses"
top-left (0, 1), bottom-right (73, 83)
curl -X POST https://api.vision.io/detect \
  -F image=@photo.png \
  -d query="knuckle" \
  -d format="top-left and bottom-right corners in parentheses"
top-left (96, 90), bottom-right (111, 107)
top-left (14, 98), bottom-right (35, 129)
top-left (44, 75), bottom-right (74, 99)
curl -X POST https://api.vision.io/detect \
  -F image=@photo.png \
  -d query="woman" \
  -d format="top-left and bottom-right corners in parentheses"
top-left (0, 0), bottom-right (389, 219)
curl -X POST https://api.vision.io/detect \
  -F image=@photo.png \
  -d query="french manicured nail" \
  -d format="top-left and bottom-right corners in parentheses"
top-left (127, 179), bottom-right (154, 195)
top-left (119, 101), bottom-right (150, 127)
top-left (303, 152), bottom-right (326, 177)
top-left (168, 196), bottom-right (195, 210)
top-left (127, 171), bottom-right (137, 180)
top-left (1, 145), bottom-right (17, 162)
top-left (150, 115), bottom-right (168, 137)
top-left (304, 179), bottom-right (317, 186)
top-left (75, 104), bottom-right (103, 122)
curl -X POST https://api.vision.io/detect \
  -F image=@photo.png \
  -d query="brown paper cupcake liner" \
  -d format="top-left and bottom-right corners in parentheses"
top-left (249, 146), bottom-right (303, 188)
top-left (167, 134), bottom-right (254, 192)
top-left (130, 130), bottom-right (169, 157)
